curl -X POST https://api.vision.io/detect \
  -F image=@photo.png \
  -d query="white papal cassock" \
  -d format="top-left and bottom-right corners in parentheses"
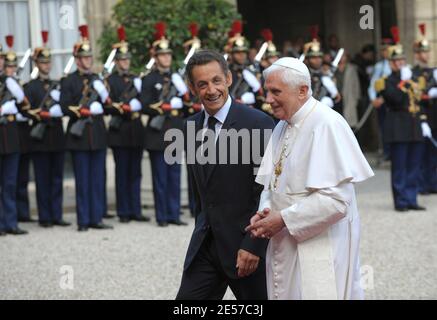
top-left (256, 96), bottom-right (374, 300)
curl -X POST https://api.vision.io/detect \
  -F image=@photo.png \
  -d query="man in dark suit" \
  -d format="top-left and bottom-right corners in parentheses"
top-left (176, 50), bottom-right (275, 300)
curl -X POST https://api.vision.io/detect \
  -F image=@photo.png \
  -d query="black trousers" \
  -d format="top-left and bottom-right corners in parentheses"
top-left (176, 231), bottom-right (267, 300)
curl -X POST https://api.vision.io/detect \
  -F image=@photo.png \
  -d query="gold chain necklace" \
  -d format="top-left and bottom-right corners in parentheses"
top-left (271, 101), bottom-right (317, 191)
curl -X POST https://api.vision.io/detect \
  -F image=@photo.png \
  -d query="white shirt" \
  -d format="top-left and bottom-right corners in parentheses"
top-left (202, 95), bottom-right (232, 143)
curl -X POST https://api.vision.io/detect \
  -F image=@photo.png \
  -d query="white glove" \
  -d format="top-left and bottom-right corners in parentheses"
top-left (428, 88), bottom-right (437, 99)
top-left (50, 89), bottom-right (61, 102)
top-left (49, 104), bottom-right (63, 117)
top-left (433, 69), bottom-right (437, 82)
top-left (421, 122), bottom-right (432, 138)
top-left (242, 69), bottom-right (261, 92)
top-left (89, 101), bottom-right (104, 115)
top-left (6, 77), bottom-right (25, 103)
top-left (170, 96), bottom-right (183, 110)
top-left (16, 113), bottom-right (29, 122)
top-left (171, 73), bottom-right (188, 96)
top-left (400, 66), bottom-right (412, 81)
top-left (240, 92), bottom-right (256, 105)
top-left (1, 100), bottom-right (18, 116)
top-left (92, 80), bottom-right (109, 103)
top-left (320, 96), bottom-right (334, 108)
top-left (129, 98), bottom-right (142, 112)
top-left (133, 77), bottom-right (142, 94)
top-left (321, 76), bottom-right (339, 98)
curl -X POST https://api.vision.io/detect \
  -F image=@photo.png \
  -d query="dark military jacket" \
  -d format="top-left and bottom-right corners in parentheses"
top-left (24, 77), bottom-right (66, 152)
top-left (106, 71), bottom-right (144, 148)
top-left (412, 65), bottom-right (437, 130)
top-left (140, 69), bottom-right (186, 151)
top-left (0, 75), bottom-right (22, 155)
top-left (59, 70), bottom-right (107, 151)
top-left (376, 71), bottom-right (426, 143)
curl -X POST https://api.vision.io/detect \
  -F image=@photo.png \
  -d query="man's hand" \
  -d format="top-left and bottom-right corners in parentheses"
top-left (236, 249), bottom-right (260, 278)
top-left (372, 97), bottom-right (384, 108)
top-left (245, 209), bottom-right (286, 239)
top-left (248, 208), bottom-right (271, 233)
top-left (39, 110), bottom-right (51, 120)
top-left (122, 104), bottom-right (131, 113)
top-left (161, 103), bottom-right (172, 112)
top-left (79, 108), bottom-right (91, 117)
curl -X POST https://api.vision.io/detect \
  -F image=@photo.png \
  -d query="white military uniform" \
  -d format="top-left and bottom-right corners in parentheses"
top-left (256, 96), bottom-right (374, 300)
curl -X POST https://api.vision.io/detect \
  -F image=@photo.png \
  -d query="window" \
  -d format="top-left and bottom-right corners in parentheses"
top-left (0, 0), bottom-right (84, 79)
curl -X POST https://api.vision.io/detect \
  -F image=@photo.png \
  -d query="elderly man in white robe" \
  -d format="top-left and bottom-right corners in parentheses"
top-left (246, 57), bottom-right (374, 300)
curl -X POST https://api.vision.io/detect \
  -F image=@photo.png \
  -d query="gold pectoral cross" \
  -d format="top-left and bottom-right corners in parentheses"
top-left (274, 160), bottom-right (282, 177)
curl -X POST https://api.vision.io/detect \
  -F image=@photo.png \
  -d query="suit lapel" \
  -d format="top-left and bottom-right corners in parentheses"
top-left (193, 111), bottom-right (206, 186)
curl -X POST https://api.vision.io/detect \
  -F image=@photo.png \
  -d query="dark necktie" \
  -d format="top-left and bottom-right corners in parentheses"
top-left (202, 116), bottom-right (218, 178)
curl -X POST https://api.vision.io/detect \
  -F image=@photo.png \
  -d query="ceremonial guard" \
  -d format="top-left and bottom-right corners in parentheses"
top-left (182, 23), bottom-right (203, 117)
top-left (0, 35), bottom-right (28, 235)
top-left (411, 24), bottom-right (437, 195)
top-left (227, 21), bottom-right (263, 107)
top-left (24, 31), bottom-right (70, 228)
top-left (182, 23), bottom-right (203, 217)
top-left (260, 29), bottom-right (280, 70)
top-left (106, 26), bottom-right (149, 223)
top-left (0, 43), bottom-right (4, 76)
top-left (59, 25), bottom-right (113, 231)
top-left (374, 27), bottom-right (431, 212)
top-left (15, 68), bottom-right (33, 223)
top-left (258, 28), bottom-right (280, 118)
top-left (303, 25), bottom-right (341, 108)
top-left (369, 38), bottom-right (394, 160)
top-left (140, 22), bottom-right (188, 227)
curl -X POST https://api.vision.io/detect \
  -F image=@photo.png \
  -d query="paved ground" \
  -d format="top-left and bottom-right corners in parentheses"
top-left (0, 160), bottom-right (436, 300)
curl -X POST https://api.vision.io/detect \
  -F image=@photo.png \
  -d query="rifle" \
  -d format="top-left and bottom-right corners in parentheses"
top-left (230, 43), bottom-right (265, 100)
top-left (69, 74), bottom-right (101, 138)
top-left (16, 49), bottom-right (32, 77)
top-left (140, 58), bottom-right (155, 78)
top-left (29, 57), bottom-right (75, 140)
top-left (149, 77), bottom-right (178, 131)
top-left (100, 49), bottom-right (117, 79)
top-left (29, 80), bottom-right (60, 140)
top-left (0, 76), bottom-right (11, 125)
top-left (230, 67), bottom-right (251, 100)
top-left (109, 76), bottom-right (140, 131)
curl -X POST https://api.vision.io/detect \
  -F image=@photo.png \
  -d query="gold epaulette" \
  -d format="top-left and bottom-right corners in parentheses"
top-left (131, 112), bottom-right (140, 120)
top-left (261, 103), bottom-right (273, 114)
top-left (417, 76), bottom-right (427, 91)
top-left (149, 101), bottom-right (164, 115)
top-left (111, 102), bottom-right (124, 114)
top-left (374, 77), bottom-right (386, 93)
top-left (68, 105), bottom-right (81, 118)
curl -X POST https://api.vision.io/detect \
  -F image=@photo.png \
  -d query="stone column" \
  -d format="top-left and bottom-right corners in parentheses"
top-left (83, 0), bottom-right (118, 68)
top-left (413, 0), bottom-right (437, 66)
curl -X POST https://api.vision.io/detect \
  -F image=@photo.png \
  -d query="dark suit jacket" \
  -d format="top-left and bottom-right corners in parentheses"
top-left (183, 101), bottom-right (275, 279)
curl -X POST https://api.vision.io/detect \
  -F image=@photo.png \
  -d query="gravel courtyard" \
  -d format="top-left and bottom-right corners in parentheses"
top-left (0, 167), bottom-right (436, 300)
